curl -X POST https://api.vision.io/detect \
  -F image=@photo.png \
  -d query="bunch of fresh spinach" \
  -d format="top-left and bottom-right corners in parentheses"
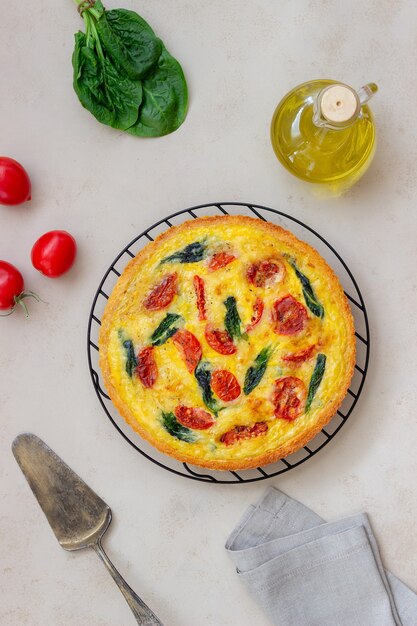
top-left (72, 0), bottom-right (188, 136)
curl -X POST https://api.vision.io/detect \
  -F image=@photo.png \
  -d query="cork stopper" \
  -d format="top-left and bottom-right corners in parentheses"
top-left (319, 84), bottom-right (360, 126)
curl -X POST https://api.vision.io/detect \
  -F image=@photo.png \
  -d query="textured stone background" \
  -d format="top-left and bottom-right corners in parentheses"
top-left (1, 1), bottom-right (416, 624)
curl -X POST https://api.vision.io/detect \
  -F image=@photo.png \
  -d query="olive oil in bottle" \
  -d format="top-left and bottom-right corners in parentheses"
top-left (270, 80), bottom-right (377, 195)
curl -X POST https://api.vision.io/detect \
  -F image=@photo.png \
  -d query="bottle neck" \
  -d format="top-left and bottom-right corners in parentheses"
top-left (312, 104), bottom-right (354, 130)
top-left (312, 82), bottom-right (378, 131)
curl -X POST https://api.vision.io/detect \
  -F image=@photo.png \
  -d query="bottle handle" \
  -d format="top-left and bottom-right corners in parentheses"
top-left (357, 83), bottom-right (378, 106)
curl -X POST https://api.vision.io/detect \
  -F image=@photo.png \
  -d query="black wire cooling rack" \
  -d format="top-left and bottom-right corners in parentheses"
top-left (87, 202), bottom-right (370, 484)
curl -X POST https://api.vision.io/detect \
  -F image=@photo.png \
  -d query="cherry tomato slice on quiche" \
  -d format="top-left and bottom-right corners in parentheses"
top-left (246, 259), bottom-right (285, 287)
top-left (172, 329), bottom-right (202, 373)
top-left (220, 422), bottom-right (268, 445)
top-left (211, 370), bottom-right (241, 401)
top-left (136, 346), bottom-right (158, 388)
top-left (272, 376), bottom-right (306, 421)
top-left (175, 406), bottom-right (215, 430)
top-left (272, 294), bottom-right (308, 335)
top-left (246, 297), bottom-right (264, 332)
top-left (205, 326), bottom-right (237, 355)
top-left (208, 252), bottom-right (236, 271)
top-left (143, 273), bottom-right (177, 311)
top-left (283, 344), bottom-right (316, 365)
top-left (193, 275), bottom-right (207, 321)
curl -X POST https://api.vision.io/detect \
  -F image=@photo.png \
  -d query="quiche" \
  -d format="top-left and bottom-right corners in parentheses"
top-left (99, 215), bottom-right (355, 470)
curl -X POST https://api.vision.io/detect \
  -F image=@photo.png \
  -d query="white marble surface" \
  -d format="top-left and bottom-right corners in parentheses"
top-left (1, 1), bottom-right (417, 624)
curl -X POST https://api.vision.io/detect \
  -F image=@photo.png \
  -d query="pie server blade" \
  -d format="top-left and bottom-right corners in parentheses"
top-left (12, 433), bottom-right (163, 625)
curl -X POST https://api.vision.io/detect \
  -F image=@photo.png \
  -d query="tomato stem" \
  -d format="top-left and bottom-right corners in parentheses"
top-left (0, 291), bottom-right (43, 318)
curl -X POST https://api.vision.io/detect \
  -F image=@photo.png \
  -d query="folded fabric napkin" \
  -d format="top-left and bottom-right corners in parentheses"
top-left (225, 487), bottom-right (417, 626)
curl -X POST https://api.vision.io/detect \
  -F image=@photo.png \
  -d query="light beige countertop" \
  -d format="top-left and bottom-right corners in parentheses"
top-left (1, 1), bottom-right (416, 624)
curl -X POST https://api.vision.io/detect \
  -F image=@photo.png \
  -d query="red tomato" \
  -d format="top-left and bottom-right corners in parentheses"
top-left (0, 261), bottom-right (24, 310)
top-left (31, 230), bottom-right (77, 278)
top-left (272, 295), bottom-right (308, 335)
top-left (193, 275), bottom-right (207, 320)
top-left (135, 346), bottom-right (158, 388)
top-left (205, 325), bottom-right (236, 355)
top-left (211, 370), bottom-right (241, 401)
top-left (283, 345), bottom-right (316, 365)
top-left (272, 376), bottom-right (306, 421)
top-left (246, 259), bottom-right (285, 287)
top-left (0, 261), bottom-right (39, 316)
top-left (143, 273), bottom-right (177, 310)
top-left (174, 406), bottom-right (215, 430)
top-left (172, 329), bottom-right (202, 373)
top-left (0, 157), bottom-right (31, 205)
top-left (246, 297), bottom-right (264, 332)
top-left (220, 422), bottom-right (268, 446)
top-left (208, 252), bottom-right (236, 271)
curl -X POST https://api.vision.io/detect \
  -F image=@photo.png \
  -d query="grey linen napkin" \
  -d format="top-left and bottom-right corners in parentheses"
top-left (225, 487), bottom-right (417, 626)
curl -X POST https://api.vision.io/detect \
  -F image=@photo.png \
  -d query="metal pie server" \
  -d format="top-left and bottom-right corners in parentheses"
top-left (12, 433), bottom-right (163, 626)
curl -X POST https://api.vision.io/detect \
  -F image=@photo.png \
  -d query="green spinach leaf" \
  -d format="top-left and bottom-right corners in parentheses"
top-left (306, 353), bottom-right (326, 411)
top-left (243, 346), bottom-right (273, 396)
top-left (72, 30), bottom-right (142, 130)
top-left (150, 312), bottom-right (182, 345)
top-left (126, 47), bottom-right (188, 137)
top-left (160, 241), bottom-right (207, 265)
top-left (195, 362), bottom-right (219, 415)
top-left (289, 259), bottom-right (324, 319)
top-left (122, 339), bottom-right (138, 377)
top-left (161, 411), bottom-right (197, 443)
top-left (224, 296), bottom-right (247, 341)
top-left (96, 8), bottom-right (163, 80)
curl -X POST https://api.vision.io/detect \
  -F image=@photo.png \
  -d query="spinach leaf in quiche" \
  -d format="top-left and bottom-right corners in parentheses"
top-left (122, 339), bottom-right (138, 377)
top-left (243, 346), bottom-right (273, 396)
top-left (224, 296), bottom-right (248, 341)
top-left (306, 353), bottom-right (326, 411)
top-left (150, 312), bottom-right (182, 345)
top-left (195, 361), bottom-right (220, 415)
top-left (161, 412), bottom-right (197, 443)
top-left (288, 259), bottom-right (324, 319)
top-left (160, 241), bottom-right (208, 265)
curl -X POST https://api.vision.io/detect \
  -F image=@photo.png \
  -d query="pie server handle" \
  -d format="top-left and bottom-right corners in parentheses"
top-left (93, 539), bottom-right (164, 626)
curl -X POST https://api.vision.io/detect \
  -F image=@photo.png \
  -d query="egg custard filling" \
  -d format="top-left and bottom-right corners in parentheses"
top-left (99, 216), bottom-right (355, 470)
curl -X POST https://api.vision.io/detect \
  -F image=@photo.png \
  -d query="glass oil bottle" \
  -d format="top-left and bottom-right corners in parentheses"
top-left (270, 80), bottom-right (378, 195)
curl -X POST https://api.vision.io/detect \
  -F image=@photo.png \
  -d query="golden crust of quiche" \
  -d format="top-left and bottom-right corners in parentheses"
top-left (99, 215), bottom-right (356, 471)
